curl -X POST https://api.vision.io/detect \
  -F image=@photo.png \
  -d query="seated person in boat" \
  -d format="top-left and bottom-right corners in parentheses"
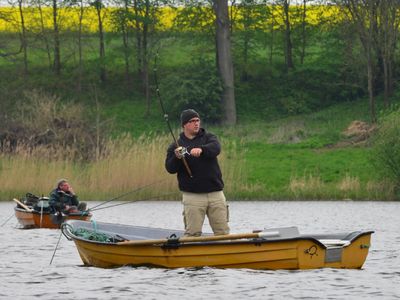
top-left (49, 179), bottom-right (87, 213)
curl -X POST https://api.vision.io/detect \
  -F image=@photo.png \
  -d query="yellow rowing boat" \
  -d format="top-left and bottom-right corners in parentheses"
top-left (62, 220), bottom-right (373, 270)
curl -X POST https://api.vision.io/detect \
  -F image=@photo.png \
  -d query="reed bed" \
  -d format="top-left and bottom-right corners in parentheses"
top-left (1, 134), bottom-right (396, 201)
top-left (0, 134), bottom-right (246, 201)
top-left (288, 173), bottom-right (396, 200)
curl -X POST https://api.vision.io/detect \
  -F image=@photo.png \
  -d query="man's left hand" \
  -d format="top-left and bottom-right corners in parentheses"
top-left (190, 148), bottom-right (202, 157)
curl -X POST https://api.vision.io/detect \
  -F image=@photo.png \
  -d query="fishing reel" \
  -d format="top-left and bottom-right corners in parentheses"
top-left (176, 146), bottom-right (190, 158)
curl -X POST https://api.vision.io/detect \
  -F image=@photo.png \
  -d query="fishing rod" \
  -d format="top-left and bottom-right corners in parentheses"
top-left (89, 193), bottom-right (177, 212)
top-left (1, 212), bottom-right (14, 227)
top-left (153, 49), bottom-right (193, 178)
top-left (49, 230), bottom-right (63, 265)
top-left (87, 180), bottom-right (165, 211)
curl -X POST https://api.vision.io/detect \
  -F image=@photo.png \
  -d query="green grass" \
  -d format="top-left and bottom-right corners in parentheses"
top-left (97, 96), bottom-right (396, 200)
top-left (243, 143), bottom-right (373, 197)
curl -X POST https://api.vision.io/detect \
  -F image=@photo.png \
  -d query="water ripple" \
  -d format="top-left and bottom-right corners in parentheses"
top-left (1, 201), bottom-right (399, 299)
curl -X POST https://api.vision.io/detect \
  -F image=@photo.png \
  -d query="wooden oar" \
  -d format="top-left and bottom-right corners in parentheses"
top-left (117, 231), bottom-right (280, 246)
top-left (13, 198), bottom-right (33, 212)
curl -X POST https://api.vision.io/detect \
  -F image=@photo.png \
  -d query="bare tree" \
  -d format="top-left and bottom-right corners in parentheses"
top-left (268, 6), bottom-right (276, 64)
top-left (52, 0), bottom-right (61, 74)
top-left (339, 0), bottom-right (378, 122)
top-left (131, 0), bottom-right (161, 115)
top-left (299, 0), bottom-right (307, 64)
top-left (282, 0), bottom-right (294, 70)
top-left (17, 0), bottom-right (28, 75)
top-left (122, 0), bottom-right (132, 86)
top-left (91, 0), bottom-right (106, 82)
top-left (234, 0), bottom-right (269, 81)
top-left (35, 0), bottom-right (52, 69)
top-left (377, 0), bottom-right (399, 107)
top-left (0, 2), bottom-right (25, 65)
top-left (76, 0), bottom-right (86, 90)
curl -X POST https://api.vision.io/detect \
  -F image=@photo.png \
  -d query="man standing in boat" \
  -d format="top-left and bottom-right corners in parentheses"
top-left (49, 179), bottom-right (87, 213)
top-left (165, 109), bottom-right (230, 237)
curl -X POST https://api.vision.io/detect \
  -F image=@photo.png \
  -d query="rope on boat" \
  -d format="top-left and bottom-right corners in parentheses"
top-left (91, 219), bottom-right (98, 232)
top-left (61, 221), bottom-right (125, 243)
top-left (71, 227), bottom-right (125, 243)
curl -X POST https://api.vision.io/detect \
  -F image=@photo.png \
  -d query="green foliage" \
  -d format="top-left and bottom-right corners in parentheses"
top-left (172, 1), bottom-right (214, 33)
top-left (160, 57), bottom-right (223, 123)
top-left (371, 107), bottom-right (400, 187)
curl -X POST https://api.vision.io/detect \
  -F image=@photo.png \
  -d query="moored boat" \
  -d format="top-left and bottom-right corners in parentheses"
top-left (13, 194), bottom-right (92, 229)
top-left (62, 220), bottom-right (373, 270)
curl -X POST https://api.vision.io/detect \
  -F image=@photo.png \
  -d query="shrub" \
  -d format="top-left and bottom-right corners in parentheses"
top-left (0, 90), bottom-right (109, 161)
top-left (371, 108), bottom-right (400, 188)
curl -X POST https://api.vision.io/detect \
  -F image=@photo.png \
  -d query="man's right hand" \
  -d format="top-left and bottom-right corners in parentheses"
top-left (174, 147), bottom-right (184, 159)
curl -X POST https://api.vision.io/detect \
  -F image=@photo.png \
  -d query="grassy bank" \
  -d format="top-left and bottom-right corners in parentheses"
top-left (0, 98), bottom-right (397, 201)
top-left (0, 135), bottom-right (245, 201)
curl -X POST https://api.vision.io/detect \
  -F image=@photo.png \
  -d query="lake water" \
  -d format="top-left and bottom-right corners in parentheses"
top-left (0, 200), bottom-right (399, 299)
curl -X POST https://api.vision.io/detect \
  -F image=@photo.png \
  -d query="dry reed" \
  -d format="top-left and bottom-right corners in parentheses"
top-left (337, 174), bottom-right (360, 199)
top-left (289, 174), bottom-right (325, 199)
top-left (0, 134), bottom-right (246, 201)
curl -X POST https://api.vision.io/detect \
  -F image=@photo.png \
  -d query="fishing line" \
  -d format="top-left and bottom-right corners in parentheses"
top-left (87, 180), bottom-right (166, 211)
top-left (89, 193), bottom-right (177, 212)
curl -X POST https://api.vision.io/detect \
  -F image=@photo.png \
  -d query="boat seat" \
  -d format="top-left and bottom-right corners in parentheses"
top-left (318, 239), bottom-right (351, 247)
top-left (258, 226), bottom-right (300, 239)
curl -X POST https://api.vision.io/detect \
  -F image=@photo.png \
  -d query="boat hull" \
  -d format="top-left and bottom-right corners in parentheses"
top-left (14, 207), bottom-right (92, 229)
top-left (63, 221), bottom-right (373, 270)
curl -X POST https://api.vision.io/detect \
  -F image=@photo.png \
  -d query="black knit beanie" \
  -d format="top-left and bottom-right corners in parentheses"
top-left (180, 109), bottom-right (200, 126)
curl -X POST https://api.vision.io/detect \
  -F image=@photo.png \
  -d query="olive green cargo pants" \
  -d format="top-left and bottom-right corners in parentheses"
top-left (182, 191), bottom-right (230, 237)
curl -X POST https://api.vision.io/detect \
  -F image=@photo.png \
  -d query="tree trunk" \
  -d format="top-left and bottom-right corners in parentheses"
top-left (269, 16), bottom-right (275, 64)
top-left (378, 0), bottom-right (399, 108)
top-left (52, 0), bottom-right (61, 75)
top-left (367, 53), bottom-right (376, 123)
top-left (95, 1), bottom-right (106, 82)
top-left (18, 0), bottom-right (28, 75)
top-left (213, 0), bottom-right (236, 125)
top-left (343, 0), bottom-right (376, 122)
top-left (37, 0), bottom-right (52, 69)
top-left (283, 0), bottom-right (294, 71)
top-left (382, 56), bottom-right (389, 107)
top-left (134, 0), bottom-right (142, 79)
top-left (366, 0), bottom-right (376, 123)
top-left (77, 0), bottom-right (84, 92)
top-left (123, 0), bottom-right (131, 87)
top-left (143, 0), bottom-right (150, 115)
top-left (300, 0), bottom-right (307, 65)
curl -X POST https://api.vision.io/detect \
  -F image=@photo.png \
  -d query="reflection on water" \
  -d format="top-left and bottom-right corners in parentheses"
top-left (0, 201), bottom-right (399, 299)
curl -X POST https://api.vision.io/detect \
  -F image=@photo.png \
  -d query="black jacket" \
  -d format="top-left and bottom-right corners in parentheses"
top-left (165, 128), bottom-right (224, 193)
top-left (49, 188), bottom-right (79, 211)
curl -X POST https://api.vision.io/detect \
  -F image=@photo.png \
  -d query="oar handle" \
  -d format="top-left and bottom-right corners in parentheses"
top-left (117, 231), bottom-right (280, 246)
top-left (13, 198), bottom-right (33, 212)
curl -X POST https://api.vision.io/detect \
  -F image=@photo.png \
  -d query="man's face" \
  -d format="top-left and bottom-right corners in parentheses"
top-left (59, 182), bottom-right (70, 192)
top-left (184, 117), bottom-right (201, 135)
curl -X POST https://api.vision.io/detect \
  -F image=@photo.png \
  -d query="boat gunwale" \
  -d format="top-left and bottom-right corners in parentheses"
top-left (14, 206), bottom-right (92, 217)
top-left (62, 221), bottom-right (374, 249)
